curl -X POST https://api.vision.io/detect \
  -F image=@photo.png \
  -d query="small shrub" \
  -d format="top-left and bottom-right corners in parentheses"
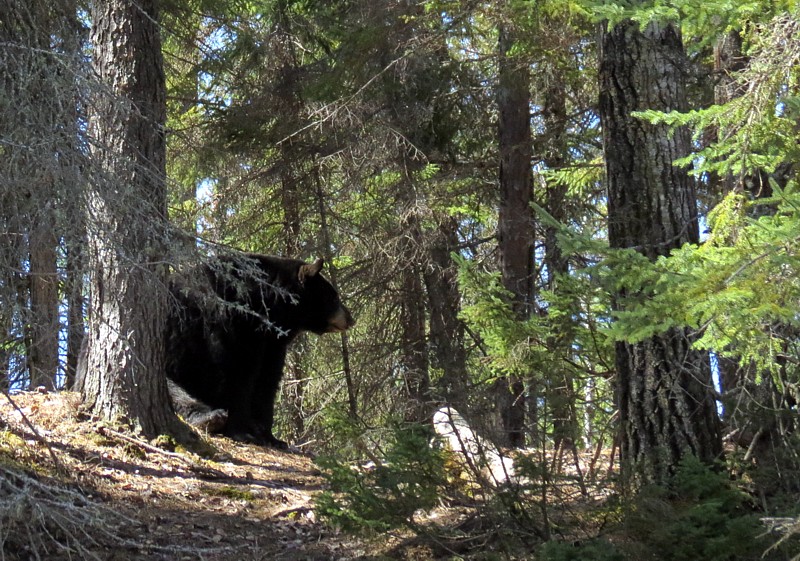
top-left (201, 485), bottom-right (255, 501)
top-left (625, 456), bottom-right (766, 561)
top-left (315, 424), bottom-right (446, 534)
top-left (539, 538), bottom-right (626, 561)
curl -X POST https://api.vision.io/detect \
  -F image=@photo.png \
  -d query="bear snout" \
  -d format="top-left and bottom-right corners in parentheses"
top-left (327, 306), bottom-right (354, 332)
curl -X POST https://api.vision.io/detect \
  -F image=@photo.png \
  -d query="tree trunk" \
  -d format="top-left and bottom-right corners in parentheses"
top-left (65, 235), bottom-right (84, 390)
top-left (398, 192), bottom-right (430, 424)
top-left (711, 29), bottom-right (798, 494)
top-left (26, 4), bottom-right (60, 389)
top-left (60, 3), bottom-right (85, 392)
top-left (28, 204), bottom-right (59, 389)
top-left (496, 20), bottom-right (533, 448)
top-left (314, 170), bottom-right (358, 419)
top-left (83, 0), bottom-right (191, 441)
top-left (275, 4), bottom-right (308, 439)
top-left (423, 215), bottom-right (468, 407)
top-left (599, 18), bottom-right (722, 484)
top-left (0, 2), bottom-right (64, 390)
top-left (539, 57), bottom-right (579, 454)
top-left (281, 160), bottom-right (307, 440)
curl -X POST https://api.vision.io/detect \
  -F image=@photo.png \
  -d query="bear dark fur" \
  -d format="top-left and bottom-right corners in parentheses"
top-left (166, 253), bottom-right (354, 449)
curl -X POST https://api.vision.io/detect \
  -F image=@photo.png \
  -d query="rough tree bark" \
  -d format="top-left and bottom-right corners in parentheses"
top-left (82, 0), bottom-right (191, 440)
top-left (64, 234), bottom-right (84, 390)
top-left (1, 2), bottom-right (63, 390)
top-left (599, 17), bottom-right (723, 484)
top-left (28, 203), bottom-right (59, 389)
top-left (26, 12), bottom-right (60, 388)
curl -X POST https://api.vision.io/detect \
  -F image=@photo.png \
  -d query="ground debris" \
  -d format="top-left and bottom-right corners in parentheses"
top-left (0, 391), bottom-right (360, 560)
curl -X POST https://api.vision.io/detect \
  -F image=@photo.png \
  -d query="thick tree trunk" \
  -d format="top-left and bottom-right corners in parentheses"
top-left (496, 21), bottom-right (533, 448)
top-left (497, 23), bottom-right (534, 316)
top-left (83, 0), bottom-right (190, 440)
top-left (599, 18), bottom-right (722, 484)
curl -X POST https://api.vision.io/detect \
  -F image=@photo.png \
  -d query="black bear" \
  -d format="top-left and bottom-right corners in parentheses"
top-left (166, 253), bottom-right (354, 449)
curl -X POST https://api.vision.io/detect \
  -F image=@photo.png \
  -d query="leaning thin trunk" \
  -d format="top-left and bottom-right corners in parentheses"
top-left (540, 56), bottom-right (580, 456)
top-left (399, 206), bottom-right (430, 424)
top-left (314, 171), bottom-right (358, 419)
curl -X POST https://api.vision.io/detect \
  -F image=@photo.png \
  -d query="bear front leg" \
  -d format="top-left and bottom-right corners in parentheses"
top-left (250, 352), bottom-right (289, 449)
top-left (255, 394), bottom-right (288, 450)
top-left (220, 347), bottom-right (265, 444)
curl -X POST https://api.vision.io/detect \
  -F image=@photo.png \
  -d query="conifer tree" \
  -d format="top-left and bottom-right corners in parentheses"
top-left (599, 15), bottom-right (723, 484)
top-left (81, 0), bottom-right (191, 440)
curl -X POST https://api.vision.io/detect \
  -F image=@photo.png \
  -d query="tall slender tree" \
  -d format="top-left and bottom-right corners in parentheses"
top-left (423, 215), bottom-right (468, 407)
top-left (24, 3), bottom-right (61, 389)
top-left (599, 15), bottom-right (722, 484)
top-left (496, 15), bottom-right (533, 448)
top-left (539, 54), bottom-right (581, 461)
top-left (0, 1), bottom-right (84, 390)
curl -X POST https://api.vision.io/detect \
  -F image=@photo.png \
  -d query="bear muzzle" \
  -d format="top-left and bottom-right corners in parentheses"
top-left (327, 306), bottom-right (355, 332)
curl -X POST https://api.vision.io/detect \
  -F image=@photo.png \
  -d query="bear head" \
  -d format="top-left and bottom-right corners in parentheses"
top-left (293, 257), bottom-right (354, 335)
top-left (240, 254), bottom-right (354, 337)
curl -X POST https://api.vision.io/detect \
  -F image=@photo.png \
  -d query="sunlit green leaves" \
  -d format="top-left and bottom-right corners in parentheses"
top-left (605, 186), bottom-right (800, 376)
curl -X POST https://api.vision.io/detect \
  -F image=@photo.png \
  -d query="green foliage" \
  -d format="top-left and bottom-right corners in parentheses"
top-left (456, 255), bottom-right (549, 377)
top-left (539, 538), bottom-right (626, 561)
top-left (156, 0), bottom-right (800, 543)
top-left (630, 9), bottom-right (800, 182)
top-left (542, 158), bottom-right (605, 201)
top-left (624, 457), bottom-right (766, 561)
top-left (587, 0), bottom-right (765, 30)
top-left (603, 186), bottom-right (800, 377)
top-left (315, 425), bottom-right (447, 534)
top-left (540, 458), bottom-right (780, 561)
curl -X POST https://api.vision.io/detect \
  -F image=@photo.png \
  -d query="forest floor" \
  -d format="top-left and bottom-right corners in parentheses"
top-left (0, 390), bottom-right (616, 560)
top-left (0, 390), bottom-right (386, 560)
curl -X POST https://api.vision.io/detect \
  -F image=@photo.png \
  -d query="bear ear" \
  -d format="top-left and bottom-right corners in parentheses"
top-left (298, 258), bottom-right (324, 283)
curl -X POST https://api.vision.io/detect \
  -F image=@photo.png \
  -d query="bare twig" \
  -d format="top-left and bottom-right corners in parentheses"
top-left (96, 425), bottom-right (229, 479)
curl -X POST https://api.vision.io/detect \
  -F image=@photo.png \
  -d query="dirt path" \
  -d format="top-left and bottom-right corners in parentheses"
top-left (0, 391), bottom-right (375, 560)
